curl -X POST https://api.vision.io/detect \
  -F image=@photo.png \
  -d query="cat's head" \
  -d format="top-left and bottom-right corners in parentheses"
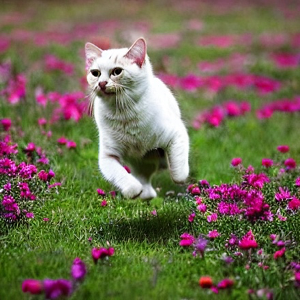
top-left (85, 38), bottom-right (151, 97)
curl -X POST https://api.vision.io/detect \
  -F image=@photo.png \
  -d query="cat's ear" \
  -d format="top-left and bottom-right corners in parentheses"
top-left (85, 42), bottom-right (103, 70)
top-left (124, 38), bottom-right (147, 68)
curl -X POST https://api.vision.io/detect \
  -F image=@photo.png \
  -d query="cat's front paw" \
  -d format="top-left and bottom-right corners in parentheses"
top-left (121, 181), bottom-right (143, 199)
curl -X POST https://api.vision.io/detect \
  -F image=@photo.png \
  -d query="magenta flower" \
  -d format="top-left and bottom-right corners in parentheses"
top-left (295, 177), bottom-right (300, 187)
top-left (179, 233), bottom-right (195, 247)
top-left (71, 257), bottom-right (86, 281)
top-left (44, 279), bottom-right (73, 299)
top-left (288, 197), bottom-right (300, 210)
top-left (262, 158), bottom-right (273, 168)
top-left (101, 200), bottom-right (108, 207)
top-left (275, 187), bottom-right (291, 201)
top-left (239, 230), bottom-right (258, 250)
top-left (273, 247), bottom-right (286, 259)
top-left (66, 140), bottom-right (77, 149)
top-left (277, 145), bottom-right (289, 153)
top-left (25, 212), bottom-right (34, 219)
top-left (231, 157), bottom-right (242, 167)
top-left (57, 137), bottom-right (68, 145)
top-left (91, 247), bottom-right (115, 263)
top-left (97, 189), bottom-right (106, 196)
top-left (284, 158), bottom-right (296, 169)
top-left (207, 213), bottom-right (218, 222)
top-left (217, 278), bottom-right (234, 290)
top-left (1, 118), bottom-right (12, 131)
top-left (38, 118), bottom-right (47, 126)
top-left (188, 212), bottom-right (196, 223)
top-left (207, 230), bottom-right (220, 239)
top-left (22, 279), bottom-right (43, 295)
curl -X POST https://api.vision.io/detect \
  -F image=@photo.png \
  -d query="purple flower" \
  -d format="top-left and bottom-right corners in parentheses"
top-left (44, 279), bottom-right (73, 299)
top-left (71, 257), bottom-right (86, 281)
top-left (193, 235), bottom-right (208, 257)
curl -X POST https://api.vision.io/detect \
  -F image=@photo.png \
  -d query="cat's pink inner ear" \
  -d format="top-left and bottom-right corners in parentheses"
top-left (85, 43), bottom-right (103, 70)
top-left (124, 38), bottom-right (146, 68)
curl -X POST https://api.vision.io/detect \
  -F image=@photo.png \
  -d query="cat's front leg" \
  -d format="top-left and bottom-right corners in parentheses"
top-left (99, 154), bottom-right (143, 198)
top-left (166, 131), bottom-right (189, 184)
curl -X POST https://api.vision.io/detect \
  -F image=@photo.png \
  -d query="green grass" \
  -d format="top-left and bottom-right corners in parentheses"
top-left (1, 1), bottom-right (300, 299)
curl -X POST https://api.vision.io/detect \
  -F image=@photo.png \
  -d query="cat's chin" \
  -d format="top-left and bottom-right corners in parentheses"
top-left (97, 90), bottom-right (116, 97)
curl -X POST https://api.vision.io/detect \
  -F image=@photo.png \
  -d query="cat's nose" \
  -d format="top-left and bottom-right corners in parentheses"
top-left (99, 81), bottom-right (108, 90)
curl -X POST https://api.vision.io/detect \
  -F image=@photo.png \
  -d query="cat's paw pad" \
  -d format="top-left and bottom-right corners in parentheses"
top-left (140, 184), bottom-right (157, 200)
top-left (121, 182), bottom-right (143, 199)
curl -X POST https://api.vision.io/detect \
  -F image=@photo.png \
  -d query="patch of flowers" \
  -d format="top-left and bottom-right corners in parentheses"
top-left (22, 246), bottom-right (114, 299)
top-left (180, 145), bottom-right (300, 297)
top-left (0, 133), bottom-right (58, 222)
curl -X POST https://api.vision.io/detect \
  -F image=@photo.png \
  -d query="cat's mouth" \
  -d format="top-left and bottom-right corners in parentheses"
top-left (97, 87), bottom-right (116, 97)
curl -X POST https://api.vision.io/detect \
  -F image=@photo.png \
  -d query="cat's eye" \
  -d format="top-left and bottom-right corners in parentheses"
top-left (90, 69), bottom-right (100, 77)
top-left (112, 68), bottom-right (123, 76)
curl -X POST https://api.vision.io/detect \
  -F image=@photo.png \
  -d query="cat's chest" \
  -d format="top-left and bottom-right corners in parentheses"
top-left (104, 114), bottom-right (155, 154)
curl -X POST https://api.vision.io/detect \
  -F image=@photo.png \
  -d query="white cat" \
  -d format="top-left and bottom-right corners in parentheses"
top-left (85, 38), bottom-right (189, 199)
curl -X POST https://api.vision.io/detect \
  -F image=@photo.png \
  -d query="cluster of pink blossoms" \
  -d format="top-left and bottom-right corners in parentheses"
top-left (193, 100), bottom-right (251, 128)
top-left (0, 134), bottom-right (57, 222)
top-left (187, 145), bottom-right (300, 224)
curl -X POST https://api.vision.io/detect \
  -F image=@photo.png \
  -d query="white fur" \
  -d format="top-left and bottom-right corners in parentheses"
top-left (86, 38), bottom-right (189, 199)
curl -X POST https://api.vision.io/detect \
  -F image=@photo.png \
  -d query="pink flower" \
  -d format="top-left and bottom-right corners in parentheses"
top-left (277, 145), bottom-right (289, 153)
top-left (25, 142), bottom-right (36, 152)
top-left (57, 137), bottom-right (68, 145)
top-left (191, 186), bottom-right (200, 195)
top-left (91, 247), bottom-right (115, 263)
top-left (45, 55), bottom-right (74, 75)
top-left (295, 177), bottom-right (300, 187)
top-left (38, 118), bottom-right (47, 126)
top-left (207, 213), bottom-right (218, 222)
top-left (188, 212), bottom-right (196, 223)
top-left (26, 212), bottom-right (34, 219)
top-left (217, 278), bottom-right (234, 289)
top-left (71, 257), bottom-right (86, 281)
top-left (239, 230), bottom-right (258, 250)
top-left (273, 247), bottom-right (286, 259)
top-left (262, 158), bottom-right (273, 168)
top-left (66, 140), bottom-right (76, 149)
top-left (1, 119), bottom-right (12, 131)
top-left (97, 189), bottom-right (106, 196)
top-left (231, 157), bottom-right (242, 167)
top-left (207, 230), bottom-right (219, 239)
top-left (284, 158), bottom-right (296, 169)
top-left (197, 203), bottom-right (206, 213)
top-left (179, 233), bottom-right (195, 247)
top-left (288, 197), bottom-right (300, 210)
top-left (101, 200), bottom-right (107, 207)
top-left (22, 279), bottom-right (43, 295)
top-left (275, 187), bottom-right (291, 201)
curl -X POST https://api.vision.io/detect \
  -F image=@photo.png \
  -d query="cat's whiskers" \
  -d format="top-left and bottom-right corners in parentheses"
top-left (87, 86), bottom-right (98, 116)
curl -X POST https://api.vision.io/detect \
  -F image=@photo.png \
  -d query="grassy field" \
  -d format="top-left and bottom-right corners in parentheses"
top-left (1, 0), bottom-right (300, 299)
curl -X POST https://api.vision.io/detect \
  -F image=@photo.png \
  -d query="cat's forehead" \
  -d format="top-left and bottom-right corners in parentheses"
top-left (95, 48), bottom-right (129, 68)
